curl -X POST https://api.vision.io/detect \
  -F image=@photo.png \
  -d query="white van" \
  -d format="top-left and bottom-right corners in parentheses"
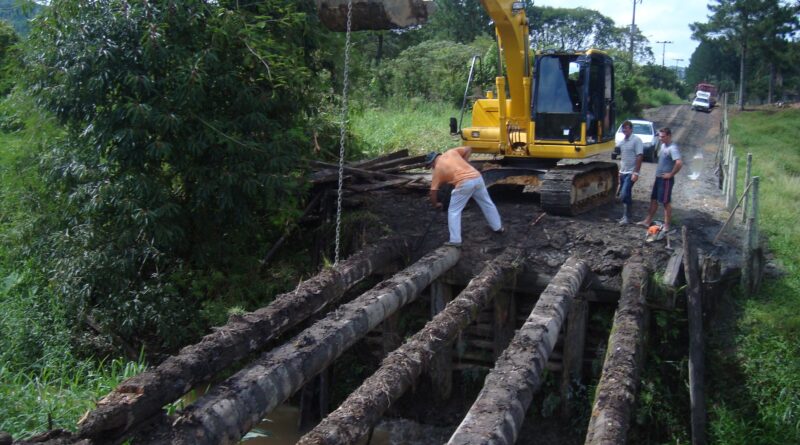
top-left (692, 96), bottom-right (711, 112)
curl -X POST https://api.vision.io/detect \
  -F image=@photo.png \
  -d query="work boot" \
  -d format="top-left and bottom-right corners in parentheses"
top-left (618, 216), bottom-right (629, 225)
top-left (493, 226), bottom-right (506, 234)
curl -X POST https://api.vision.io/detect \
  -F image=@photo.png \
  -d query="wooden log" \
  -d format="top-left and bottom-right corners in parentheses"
top-left (77, 237), bottom-right (410, 441)
top-left (448, 257), bottom-right (590, 445)
top-left (148, 246), bottom-right (461, 445)
top-left (584, 255), bottom-right (650, 445)
top-left (311, 160), bottom-right (411, 182)
top-left (316, 0), bottom-right (434, 32)
top-left (429, 280), bottom-right (455, 401)
top-left (349, 149), bottom-right (409, 169)
top-left (297, 247), bottom-right (522, 445)
top-left (493, 291), bottom-right (516, 359)
top-left (683, 227), bottom-right (707, 445)
top-left (561, 294), bottom-right (589, 418)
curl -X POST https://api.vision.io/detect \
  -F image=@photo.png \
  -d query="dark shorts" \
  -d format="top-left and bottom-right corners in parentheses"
top-left (651, 177), bottom-right (675, 204)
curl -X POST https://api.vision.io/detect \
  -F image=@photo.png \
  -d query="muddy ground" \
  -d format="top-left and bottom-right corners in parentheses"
top-left (362, 104), bottom-right (739, 290)
top-left (346, 104), bottom-right (742, 444)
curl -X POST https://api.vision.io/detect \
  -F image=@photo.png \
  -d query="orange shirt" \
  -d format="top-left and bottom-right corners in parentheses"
top-left (430, 147), bottom-right (480, 190)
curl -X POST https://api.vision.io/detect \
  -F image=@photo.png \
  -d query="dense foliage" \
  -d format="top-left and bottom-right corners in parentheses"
top-left (0, 0), bottom-right (41, 35)
top-left (691, 0), bottom-right (800, 106)
top-left (24, 0), bottom-right (323, 349)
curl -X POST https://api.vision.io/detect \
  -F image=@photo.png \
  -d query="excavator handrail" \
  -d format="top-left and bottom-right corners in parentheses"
top-left (457, 55), bottom-right (482, 135)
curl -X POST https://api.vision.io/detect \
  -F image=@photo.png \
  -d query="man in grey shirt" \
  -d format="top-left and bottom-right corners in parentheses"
top-left (617, 120), bottom-right (644, 224)
top-left (638, 127), bottom-right (682, 233)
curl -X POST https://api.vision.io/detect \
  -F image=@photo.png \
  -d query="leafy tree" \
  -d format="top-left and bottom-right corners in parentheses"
top-left (527, 6), bottom-right (616, 51)
top-left (685, 39), bottom-right (739, 93)
top-left (639, 64), bottom-right (688, 98)
top-left (423, 0), bottom-right (492, 44)
top-left (372, 39), bottom-right (491, 106)
top-left (0, 0), bottom-right (41, 35)
top-left (691, 0), bottom-right (800, 109)
top-left (0, 19), bottom-right (18, 95)
top-left (26, 0), bottom-right (323, 349)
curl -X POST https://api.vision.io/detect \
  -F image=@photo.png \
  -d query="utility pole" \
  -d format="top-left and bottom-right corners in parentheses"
top-left (656, 40), bottom-right (673, 67)
top-left (673, 58), bottom-right (684, 77)
top-left (630, 0), bottom-right (643, 64)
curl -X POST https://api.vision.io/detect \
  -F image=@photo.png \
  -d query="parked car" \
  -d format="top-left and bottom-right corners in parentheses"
top-left (613, 119), bottom-right (659, 162)
top-left (692, 95), bottom-right (711, 112)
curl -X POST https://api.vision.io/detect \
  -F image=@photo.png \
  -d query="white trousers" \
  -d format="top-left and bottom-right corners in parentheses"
top-left (448, 177), bottom-right (502, 243)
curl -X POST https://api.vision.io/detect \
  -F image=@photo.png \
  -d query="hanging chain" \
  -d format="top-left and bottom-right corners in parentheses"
top-left (334, 0), bottom-right (353, 265)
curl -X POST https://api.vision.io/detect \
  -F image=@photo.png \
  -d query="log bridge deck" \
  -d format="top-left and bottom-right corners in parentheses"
top-left (10, 224), bottom-right (728, 445)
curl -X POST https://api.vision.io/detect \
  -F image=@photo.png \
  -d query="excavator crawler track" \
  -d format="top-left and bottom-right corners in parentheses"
top-left (540, 162), bottom-right (619, 216)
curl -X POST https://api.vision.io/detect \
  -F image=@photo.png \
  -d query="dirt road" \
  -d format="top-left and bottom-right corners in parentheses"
top-left (366, 103), bottom-right (738, 292)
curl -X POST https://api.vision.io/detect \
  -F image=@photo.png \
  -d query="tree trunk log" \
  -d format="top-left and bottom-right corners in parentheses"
top-left (78, 237), bottom-right (410, 440)
top-left (298, 247), bottom-right (522, 445)
top-left (146, 246), bottom-right (460, 445)
top-left (447, 257), bottom-right (589, 445)
top-left (584, 256), bottom-right (650, 445)
top-left (683, 227), bottom-right (707, 445)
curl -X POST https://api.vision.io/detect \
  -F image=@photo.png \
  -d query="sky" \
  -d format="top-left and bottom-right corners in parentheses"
top-left (533, 0), bottom-right (713, 68)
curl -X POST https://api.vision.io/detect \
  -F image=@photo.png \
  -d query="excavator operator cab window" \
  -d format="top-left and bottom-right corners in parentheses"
top-left (532, 55), bottom-right (586, 141)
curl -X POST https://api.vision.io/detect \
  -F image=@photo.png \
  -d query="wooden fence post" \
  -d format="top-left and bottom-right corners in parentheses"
top-left (742, 154), bottom-right (752, 223)
top-left (743, 177), bottom-right (761, 293)
top-left (726, 156), bottom-right (738, 211)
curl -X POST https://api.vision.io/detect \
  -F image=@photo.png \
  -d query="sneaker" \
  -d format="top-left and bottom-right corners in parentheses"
top-left (493, 226), bottom-right (506, 234)
top-left (618, 216), bottom-right (629, 225)
top-left (444, 241), bottom-right (462, 248)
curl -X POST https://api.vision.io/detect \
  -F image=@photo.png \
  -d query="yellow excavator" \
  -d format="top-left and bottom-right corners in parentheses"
top-left (317, 0), bottom-right (618, 215)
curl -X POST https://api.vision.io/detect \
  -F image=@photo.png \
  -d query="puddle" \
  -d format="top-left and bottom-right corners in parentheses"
top-left (687, 152), bottom-right (704, 180)
top-left (240, 405), bottom-right (452, 445)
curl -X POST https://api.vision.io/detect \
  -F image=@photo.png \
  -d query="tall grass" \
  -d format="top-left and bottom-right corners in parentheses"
top-left (349, 97), bottom-right (463, 157)
top-left (709, 107), bottom-right (800, 444)
top-left (0, 355), bottom-right (147, 438)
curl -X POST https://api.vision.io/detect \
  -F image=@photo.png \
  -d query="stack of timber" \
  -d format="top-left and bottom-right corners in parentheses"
top-left (310, 149), bottom-right (429, 191)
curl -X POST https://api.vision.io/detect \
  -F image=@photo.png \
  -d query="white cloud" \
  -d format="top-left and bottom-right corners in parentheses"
top-left (532, 0), bottom-right (713, 67)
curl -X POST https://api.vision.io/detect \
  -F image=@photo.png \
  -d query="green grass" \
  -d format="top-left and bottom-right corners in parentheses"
top-left (640, 88), bottom-right (684, 109)
top-left (0, 355), bottom-right (147, 438)
top-left (349, 97), bottom-right (463, 157)
top-left (708, 107), bottom-right (800, 444)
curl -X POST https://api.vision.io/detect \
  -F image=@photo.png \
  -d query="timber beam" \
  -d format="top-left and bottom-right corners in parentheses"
top-left (584, 255), bottom-right (650, 445)
top-left (297, 247), bottom-right (523, 445)
top-left (139, 245), bottom-right (460, 445)
top-left (447, 256), bottom-right (590, 445)
top-left (77, 237), bottom-right (410, 441)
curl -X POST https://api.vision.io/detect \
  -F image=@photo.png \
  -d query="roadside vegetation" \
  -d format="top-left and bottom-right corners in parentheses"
top-left (707, 107), bottom-right (800, 444)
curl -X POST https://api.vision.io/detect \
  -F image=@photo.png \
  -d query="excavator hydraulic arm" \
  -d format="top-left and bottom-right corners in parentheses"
top-left (316, 0), bottom-right (435, 32)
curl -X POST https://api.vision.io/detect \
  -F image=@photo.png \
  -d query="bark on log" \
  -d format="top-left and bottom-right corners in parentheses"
top-left (584, 256), bottom-right (650, 445)
top-left (149, 245), bottom-right (461, 445)
top-left (447, 256), bottom-right (590, 445)
top-left (298, 247), bottom-right (522, 445)
top-left (77, 237), bottom-right (410, 440)
top-left (683, 227), bottom-right (707, 445)
top-left (316, 0), bottom-right (434, 32)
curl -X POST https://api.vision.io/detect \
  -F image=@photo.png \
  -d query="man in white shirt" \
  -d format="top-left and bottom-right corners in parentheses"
top-left (617, 120), bottom-right (643, 225)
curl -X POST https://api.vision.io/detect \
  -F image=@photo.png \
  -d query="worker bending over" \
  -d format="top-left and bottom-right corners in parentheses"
top-left (425, 146), bottom-right (504, 248)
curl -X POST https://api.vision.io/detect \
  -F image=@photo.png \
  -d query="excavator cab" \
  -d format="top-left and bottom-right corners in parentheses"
top-left (532, 51), bottom-right (615, 146)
